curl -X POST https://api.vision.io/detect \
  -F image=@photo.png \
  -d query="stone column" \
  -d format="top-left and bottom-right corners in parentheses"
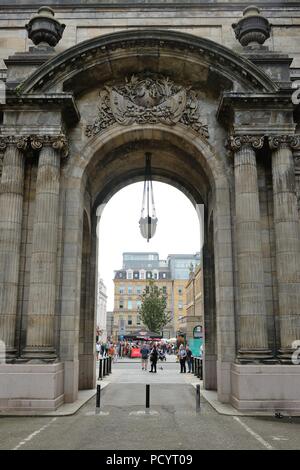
top-left (230, 136), bottom-right (272, 362)
top-left (269, 136), bottom-right (300, 362)
top-left (23, 135), bottom-right (68, 360)
top-left (0, 137), bottom-right (27, 360)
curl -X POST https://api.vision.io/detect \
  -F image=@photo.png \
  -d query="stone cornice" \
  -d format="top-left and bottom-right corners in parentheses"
top-left (1, 92), bottom-right (80, 125)
top-left (227, 135), bottom-right (264, 152)
top-left (17, 29), bottom-right (278, 94)
top-left (217, 90), bottom-right (294, 123)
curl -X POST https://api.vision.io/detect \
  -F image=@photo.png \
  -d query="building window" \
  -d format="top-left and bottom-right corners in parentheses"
top-left (128, 316), bottom-right (132, 326)
top-left (136, 287), bottom-right (142, 295)
top-left (133, 271), bottom-right (139, 279)
top-left (140, 271), bottom-right (145, 280)
top-left (136, 300), bottom-right (142, 309)
top-left (128, 286), bottom-right (133, 294)
top-left (146, 271), bottom-right (152, 279)
top-left (119, 286), bottom-right (124, 294)
top-left (119, 299), bottom-right (124, 309)
top-left (128, 299), bottom-right (133, 310)
top-left (178, 287), bottom-right (183, 295)
top-left (162, 273), bottom-right (166, 278)
top-left (137, 315), bottom-right (141, 325)
top-left (178, 302), bottom-right (183, 309)
top-left (162, 286), bottom-right (167, 295)
top-left (127, 271), bottom-right (133, 279)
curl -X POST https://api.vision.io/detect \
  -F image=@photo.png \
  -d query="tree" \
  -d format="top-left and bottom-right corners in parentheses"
top-left (138, 280), bottom-right (171, 334)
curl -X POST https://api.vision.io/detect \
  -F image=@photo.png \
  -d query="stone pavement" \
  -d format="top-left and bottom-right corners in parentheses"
top-left (0, 362), bottom-right (300, 450)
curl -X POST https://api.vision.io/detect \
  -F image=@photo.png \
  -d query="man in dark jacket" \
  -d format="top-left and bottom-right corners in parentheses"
top-left (186, 346), bottom-right (193, 373)
top-left (149, 345), bottom-right (158, 373)
top-left (140, 343), bottom-right (149, 371)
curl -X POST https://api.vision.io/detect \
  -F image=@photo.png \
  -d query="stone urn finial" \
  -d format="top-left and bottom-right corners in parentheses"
top-left (232, 5), bottom-right (271, 47)
top-left (25, 6), bottom-right (65, 48)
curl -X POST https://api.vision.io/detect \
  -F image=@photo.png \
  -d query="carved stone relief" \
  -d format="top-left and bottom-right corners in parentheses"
top-left (85, 74), bottom-right (209, 139)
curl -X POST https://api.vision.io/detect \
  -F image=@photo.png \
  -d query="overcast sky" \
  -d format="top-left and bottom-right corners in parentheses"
top-left (97, 181), bottom-right (202, 310)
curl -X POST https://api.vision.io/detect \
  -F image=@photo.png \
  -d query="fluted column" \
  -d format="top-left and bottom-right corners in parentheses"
top-left (23, 135), bottom-right (68, 360)
top-left (230, 136), bottom-right (272, 362)
top-left (0, 137), bottom-right (27, 359)
top-left (269, 136), bottom-right (300, 362)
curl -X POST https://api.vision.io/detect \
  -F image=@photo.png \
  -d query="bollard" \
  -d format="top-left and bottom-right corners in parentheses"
top-left (109, 356), bottom-right (112, 374)
top-left (98, 358), bottom-right (103, 380)
top-left (197, 358), bottom-right (201, 379)
top-left (191, 357), bottom-right (195, 374)
top-left (196, 384), bottom-right (200, 412)
top-left (103, 357), bottom-right (107, 377)
top-left (200, 359), bottom-right (203, 380)
top-left (96, 384), bottom-right (101, 413)
top-left (146, 384), bottom-right (150, 409)
top-left (193, 357), bottom-right (197, 376)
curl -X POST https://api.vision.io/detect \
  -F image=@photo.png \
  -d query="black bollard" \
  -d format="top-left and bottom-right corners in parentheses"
top-left (98, 358), bottom-right (103, 380)
top-left (193, 357), bottom-right (197, 376)
top-left (197, 358), bottom-right (201, 379)
top-left (96, 384), bottom-right (101, 411)
top-left (191, 357), bottom-right (195, 374)
top-left (146, 384), bottom-right (150, 409)
top-left (196, 384), bottom-right (200, 412)
top-left (199, 359), bottom-right (203, 380)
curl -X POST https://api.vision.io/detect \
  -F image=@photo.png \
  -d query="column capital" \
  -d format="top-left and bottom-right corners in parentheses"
top-left (268, 135), bottom-right (300, 151)
top-left (29, 134), bottom-right (69, 157)
top-left (227, 135), bottom-right (264, 152)
top-left (0, 136), bottom-right (28, 152)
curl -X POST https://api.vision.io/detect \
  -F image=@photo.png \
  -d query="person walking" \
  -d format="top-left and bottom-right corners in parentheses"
top-left (149, 345), bottom-right (158, 373)
top-left (179, 344), bottom-right (187, 373)
top-left (140, 342), bottom-right (149, 371)
top-left (96, 341), bottom-right (101, 361)
top-left (186, 345), bottom-right (193, 373)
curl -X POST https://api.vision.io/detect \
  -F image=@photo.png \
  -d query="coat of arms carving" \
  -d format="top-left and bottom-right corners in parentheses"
top-left (85, 74), bottom-right (209, 138)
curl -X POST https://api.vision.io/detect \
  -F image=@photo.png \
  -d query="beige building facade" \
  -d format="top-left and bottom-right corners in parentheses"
top-left (179, 264), bottom-right (204, 341)
top-left (0, 1), bottom-right (300, 413)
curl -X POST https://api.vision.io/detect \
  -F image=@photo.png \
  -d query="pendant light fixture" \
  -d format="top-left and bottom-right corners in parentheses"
top-left (139, 152), bottom-right (158, 242)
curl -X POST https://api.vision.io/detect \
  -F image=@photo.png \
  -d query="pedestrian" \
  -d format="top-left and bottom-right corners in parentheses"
top-left (179, 344), bottom-right (187, 373)
top-left (158, 347), bottom-right (166, 370)
top-left (140, 342), bottom-right (150, 371)
top-left (186, 345), bottom-right (193, 373)
top-left (96, 341), bottom-right (101, 360)
top-left (149, 345), bottom-right (158, 373)
top-left (113, 344), bottom-right (118, 363)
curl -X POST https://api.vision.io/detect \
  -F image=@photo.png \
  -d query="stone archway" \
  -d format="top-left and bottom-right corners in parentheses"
top-left (1, 29), bottom-right (300, 412)
top-left (61, 123), bottom-right (235, 404)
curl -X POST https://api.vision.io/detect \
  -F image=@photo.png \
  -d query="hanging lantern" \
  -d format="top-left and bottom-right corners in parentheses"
top-left (139, 152), bottom-right (158, 242)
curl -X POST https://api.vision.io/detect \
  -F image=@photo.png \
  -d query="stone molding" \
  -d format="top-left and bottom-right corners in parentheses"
top-left (0, 134), bottom-right (68, 157)
top-left (227, 135), bottom-right (264, 152)
top-left (85, 74), bottom-right (209, 139)
top-left (18, 30), bottom-right (278, 94)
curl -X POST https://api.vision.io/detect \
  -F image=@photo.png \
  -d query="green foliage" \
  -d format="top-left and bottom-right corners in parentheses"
top-left (138, 280), bottom-right (171, 334)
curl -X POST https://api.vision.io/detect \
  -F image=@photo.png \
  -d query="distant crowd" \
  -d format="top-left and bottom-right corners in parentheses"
top-left (96, 339), bottom-right (195, 374)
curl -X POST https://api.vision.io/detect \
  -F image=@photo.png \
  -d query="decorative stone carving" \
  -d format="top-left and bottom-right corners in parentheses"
top-left (0, 136), bottom-right (28, 151)
top-left (269, 135), bottom-right (300, 150)
top-left (29, 134), bottom-right (69, 157)
top-left (25, 6), bottom-right (65, 48)
top-left (228, 135), bottom-right (264, 151)
top-left (232, 6), bottom-right (271, 47)
top-left (85, 74), bottom-right (209, 139)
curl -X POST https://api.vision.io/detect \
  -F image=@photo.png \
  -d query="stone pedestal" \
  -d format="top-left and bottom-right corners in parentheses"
top-left (0, 362), bottom-right (64, 411)
top-left (231, 363), bottom-right (300, 411)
